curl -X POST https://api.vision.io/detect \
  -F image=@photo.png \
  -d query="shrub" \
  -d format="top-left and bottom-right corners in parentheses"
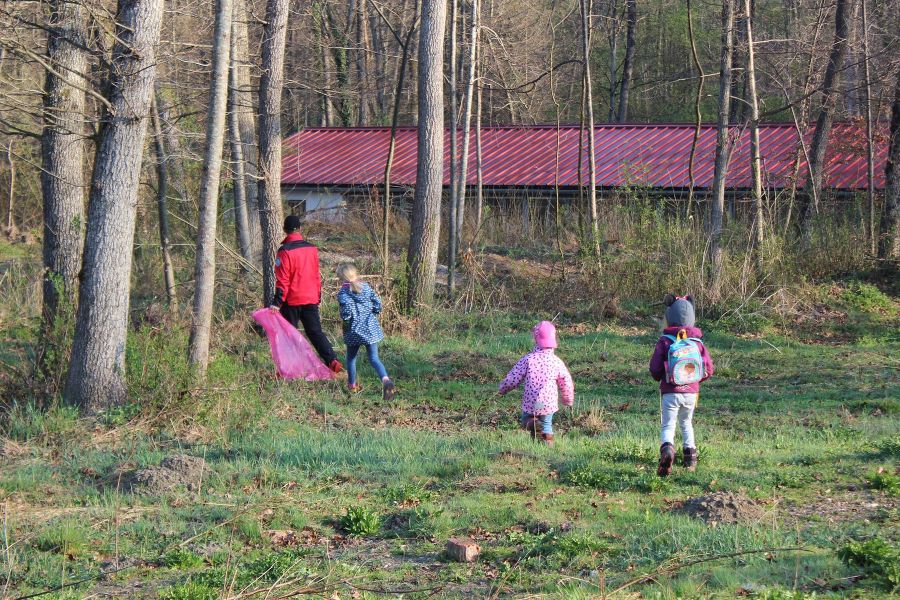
top-left (340, 506), bottom-right (381, 536)
top-left (839, 538), bottom-right (899, 591)
top-left (841, 281), bottom-right (894, 313)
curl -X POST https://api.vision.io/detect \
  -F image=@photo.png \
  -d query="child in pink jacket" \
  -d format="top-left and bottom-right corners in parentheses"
top-left (499, 321), bottom-right (574, 446)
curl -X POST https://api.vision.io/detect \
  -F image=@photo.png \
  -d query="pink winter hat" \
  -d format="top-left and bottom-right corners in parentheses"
top-left (532, 321), bottom-right (558, 349)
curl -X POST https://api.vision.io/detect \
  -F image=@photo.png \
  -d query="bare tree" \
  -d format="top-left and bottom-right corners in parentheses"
top-left (686, 0), bottom-right (704, 208)
top-left (617, 0), bottom-right (636, 122)
top-left (189, 0), bottom-right (234, 376)
top-left (228, 69), bottom-right (253, 266)
top-left (41, 0), bottom-right (87, 329)
top-left (150, 99), bottom-right (178, 308)
top-left (453, 0), bottom-right (478, 249)
top-left (447, 0), bottom-right (459, 297)
top-left (879, 72), bottom-right (900, 261)
top-left (709, 0), bottom-right (735, 296)
top-left (860, 0), bottom-right (876, 254)
top-left (257, 0), bottom-right (290, 306)
top-left (406, 0), bottom-right (446, 311)
top-left (800, 0), bottom-right (852, 235)
top-left (743, 0), bottom-right (764, 263)
top-left (65, 0), bottom-right (164, 412)
top-left (580, 0), bottom-right (601, 264)
top-left (231, 0), bottom-right (262, 260)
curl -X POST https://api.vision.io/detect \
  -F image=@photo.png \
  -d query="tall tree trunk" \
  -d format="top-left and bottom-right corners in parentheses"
top-left (229, 71), bottom-right (253, 266)
top-left (474, 55), bottom-right (484, 233)
top-left (64, 0), bottom-right (164, 413)
top-left (381, 3), bottom-right (419, 285)
top-left (231, 0), bottom-right (262, 260)
top-left (454, 0), bottom-right (478, 249)
top-left (41, 0), bottom-right (87, 330)
top-left (729, 3), bottom-right (747, 125)
top-left (860, 0), bottom-right (876, 255)
top-left (189, 0), bottom-right (234, 376)
top-left (150, 99), bottom-right (178, 308)
top-left (5, 143), bottom-right (14, 234)
top-left (616, 0), bottom-right (636, 123)
top-left (370, 12), bottom-right (387, 119)
top-left (606, 3), bottom-right (619, 123)
top-left (580, 0), bottom-right (602, 264)
top-left (878, 73), bottom-right (900, 261)
top-left (447, 0), bottom-right (459, 297)
top-left (801, 0), bottom-right (851, 234)
top-left (356, 0), bottom-right (370, 125)
top-left (257, 0), bottom-right (289, 306)
top-left (709, 0), bottom-right (735, 297)
top-left (406, 0), bottom-right (446, 312)
top-left (686, 0), bottom-right (704, 209)
top-left (743, 0), bottom-right (764, 265)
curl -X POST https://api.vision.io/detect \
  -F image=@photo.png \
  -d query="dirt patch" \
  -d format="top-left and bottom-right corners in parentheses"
top-left (116, 454), bottom-right (208, 495)
top-left (673, 491), bottom-right (765, 525)
top-left (785, 490), bottom-right (899, 525)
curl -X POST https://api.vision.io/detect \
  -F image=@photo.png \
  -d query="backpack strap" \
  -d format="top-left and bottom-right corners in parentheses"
top-left (662, 334), bottom-right (677, 343)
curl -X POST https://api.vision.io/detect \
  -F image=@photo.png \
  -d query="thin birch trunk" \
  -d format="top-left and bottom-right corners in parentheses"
top-left (580, 0), bottom-right (601, 265)
top-left (607, 4), bottom-right (619, 123)
top-left (65, 0), bottom-right (164, 413)
top-left (709, 0), bottom-right (735, 297)
top-left (474, 51), bottom-right (484, 234)
top-left (257, 0), bottom-right (290, 306)
top-left (150, 99), bottom-right (178, 308)
top-left (356, 0), bottom-right (370, 125)
top-left (381, 4), bottom-right (419, 285)
top-left (406, 0), bottom-right (446, 311)
top-left (5, 143), bottom-right (13, 233)
top-left (189, 0), bottom-right (233, 376)
top-left (743, 0), bottom-right (764, 264)
top-left (41, 0), bottom-right (87, 330)
top-left (686, 0), bottom-right (704, 210)
top-left (454, 0), bottom-right (478, 249)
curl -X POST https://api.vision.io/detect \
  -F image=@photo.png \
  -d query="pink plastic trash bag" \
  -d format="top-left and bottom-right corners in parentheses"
top-left (252, 308), bottom-right (335, 381)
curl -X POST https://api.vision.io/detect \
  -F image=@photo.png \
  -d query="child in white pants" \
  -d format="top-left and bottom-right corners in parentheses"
top-left (649, 295), bottom-right (714, 476)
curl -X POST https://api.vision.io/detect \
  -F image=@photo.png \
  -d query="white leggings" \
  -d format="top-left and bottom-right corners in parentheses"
top-left (660, 393), bottom-right (697, 448)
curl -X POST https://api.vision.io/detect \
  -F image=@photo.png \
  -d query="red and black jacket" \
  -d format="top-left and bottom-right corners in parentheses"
top-left (274, 233), bottom-right (322, 307)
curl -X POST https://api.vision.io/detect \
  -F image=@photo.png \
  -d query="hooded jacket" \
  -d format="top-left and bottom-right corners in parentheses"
top-left (649, 326), bottom-right (715, 394)
top-left (274, 232), bottom-right (322, 306)
top-left (499, 348), bottom-right (574, 416)
top-left (337, 282), bottom-right (385, 346)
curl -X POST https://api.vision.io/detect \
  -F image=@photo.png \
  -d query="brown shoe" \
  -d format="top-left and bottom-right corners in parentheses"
top-left (382, 380), bottom-right (396, 402)
top-left (541, 433), bottom-right (555, 446)
top-left (657, 443), bottom-right (675, 477)
top-left (682, 447), bottom-right (697, 471)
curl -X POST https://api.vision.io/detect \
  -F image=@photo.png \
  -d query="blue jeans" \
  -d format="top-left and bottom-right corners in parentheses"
top-left (521, 412), bottom-right (554, 435)
top-left (660, 393), bottom-right (696, 448)
top-left (347, 343), bottom-right (389, 385)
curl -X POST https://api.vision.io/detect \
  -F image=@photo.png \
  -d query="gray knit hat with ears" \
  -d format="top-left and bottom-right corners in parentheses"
top-left (664, 294), bottom-right (696, 327)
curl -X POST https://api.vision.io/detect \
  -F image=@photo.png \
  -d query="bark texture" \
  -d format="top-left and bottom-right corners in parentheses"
top-left (41, 0), bottom-right (88, 328)
top-left (454, 0), bottom-right (478, 249)
top-left (65, 0), bottom-right (164, 412)
top-left (189, 0), bottom-right (234, 375)
top-left (709, 0), bottom-right (735, 295)
top-left (257, 0), bottom-right (290, 306)
top-left (150, 99), bottom-right (178, 308)
top-left (879, 73), bottom-right (900, 261)
top-left (580, 0), bottom-right (601, 263)
top-left (743, 0), bottom-right (764, 257)
top-left (616, 0), bottom-right (636, 122)
top-left (406, 0), bottom-right (446, 311)
top-left (231, 0), bottom-right (262, 260)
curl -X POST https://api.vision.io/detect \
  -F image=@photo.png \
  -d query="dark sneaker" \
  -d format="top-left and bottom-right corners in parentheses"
top-left (657, 442), bottom-right (675, 477)
top-left (541, 433), bottom-right (555, 447)
top-left (382, 380), bottom-right (396, 402)
top-left (522, 415), bottom-right (539, 440)
top-left (682, 447), bottom-right (698, 471)
top-left (329, 359), bottom-right (343, 374)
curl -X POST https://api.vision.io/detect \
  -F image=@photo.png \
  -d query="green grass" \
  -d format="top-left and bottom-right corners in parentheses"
top-left (1, 296), bottom-right (898, 598)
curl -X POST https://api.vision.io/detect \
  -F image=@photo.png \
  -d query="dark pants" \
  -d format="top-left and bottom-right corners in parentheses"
top-left (280, 304), bottom-right (338, 365)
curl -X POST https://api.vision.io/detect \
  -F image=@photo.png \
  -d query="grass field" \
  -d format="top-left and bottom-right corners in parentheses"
top-left (1, 253), bottom-right (898, 598)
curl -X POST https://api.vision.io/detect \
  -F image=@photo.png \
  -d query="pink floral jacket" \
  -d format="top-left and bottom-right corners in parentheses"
top-left (499, 348), bottom-right (575, 416)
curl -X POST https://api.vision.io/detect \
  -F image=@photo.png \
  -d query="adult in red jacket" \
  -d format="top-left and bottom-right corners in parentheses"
top-left (269, 215), bottom-right (342, 372)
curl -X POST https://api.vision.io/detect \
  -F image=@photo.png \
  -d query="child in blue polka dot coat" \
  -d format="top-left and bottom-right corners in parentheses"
top-left (336, 263), bottom-right (395, 401)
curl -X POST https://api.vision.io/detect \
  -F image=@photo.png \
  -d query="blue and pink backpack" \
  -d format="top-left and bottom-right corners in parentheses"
top-left (663, 329), bottom-right (705, 385)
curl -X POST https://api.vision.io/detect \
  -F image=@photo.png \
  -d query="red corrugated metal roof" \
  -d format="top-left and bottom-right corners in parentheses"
top-left (281, 123), bottom-right (887, 190)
